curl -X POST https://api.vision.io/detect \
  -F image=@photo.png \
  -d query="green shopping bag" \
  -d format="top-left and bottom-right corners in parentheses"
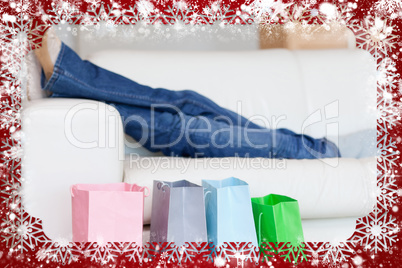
top-left (251, 194), bottom-right (304, 245)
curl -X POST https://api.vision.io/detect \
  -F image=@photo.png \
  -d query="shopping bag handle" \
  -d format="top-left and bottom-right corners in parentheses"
top-left (70, 185), bottom-right (76, 198)
top-left (204, 190), bottom-right (211, 200)
top-left (130, 184), bottom-right (150, 197)
top-left (157, 182), bottom-right (170, 192)
top-left (258, 212), bottom-right (263, 246)
top-left (142, 186), bottom-right (150, 197)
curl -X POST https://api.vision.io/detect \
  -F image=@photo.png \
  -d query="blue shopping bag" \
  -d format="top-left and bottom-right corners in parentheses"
top-left (202, 177), bottom-right (258, 247)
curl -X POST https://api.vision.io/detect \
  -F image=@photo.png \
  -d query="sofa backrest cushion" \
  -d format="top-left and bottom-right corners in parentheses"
top-left (87, 48), bottom-right (376, 139)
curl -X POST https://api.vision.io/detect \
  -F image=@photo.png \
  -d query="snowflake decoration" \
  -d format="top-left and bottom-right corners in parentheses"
top-left (213, 255), bottom-right (226, 267)
top-left (0, 96), bottom-right (21, 130)
top-left (141, 242), bottom-right (183, 263)
top-left (282, 4), bottom-right (315, 24)
top-left (314, 241), bottom-right (356, 264)
top-left (208, 242), bottom-right (259, 265)
top-left (38, 240), bottom-right (80, 264)
top-left (352, 208), bottom-right (398, 253)
top-left (83, 242), bottom-right (122, 263)
top-left (43, 1), bottom-right (82, 25)
top-left (377, 57), bottom-right (400, 90)
top-left (377, 134), bottom-right (399, 173)
top-left (375, 172), bottom-right (398, 210)
top-left (352, 16), bottom-right (398, 57)
top-left (0, 137), bottom-right (22, 166)
top-left (378, 84), bottom-right (398, 118)
top-left (146, 242), bottom-right (201, 264)
top-left (259, 242), bottom-right (277, 262)
top-left (0, 79), bottom-right (19, 102)
top-left (158, 4), bottom-right (215, 27)
top-left (85, 3), bottom-right (121, 24)
top-left (276, 242), bottom-right (308, 264)
top-left (375, 0), bottom-right (402, 19)
top-left (121, 242), bottom-right (142, 262)
top-left (122, 4), bottom-right (157, 24)
top-left (378, 119), bottom-right (392, 139)
top-left (0, 159), bottom-right (21, 210)
top-left (161, 4), bottom-right (198, 25)
top-left (253, 3), bottom-right (359, 47)
top-left (176, 242), bottom-right (212, 263)
top-left (141, 242), bottom-right (160, 261)
top-left (1, 210), bottom-right (48, 253)
top-left (378, 98), bottom-right (400, 131)
top-left (245, 0), bottom-right (297, 24)
top-left (200, 2), bottom-right (238, 25)
top-left (1, 15), bottom-right (45, 83)
top-left (317, 4), bottom-right (357, 26)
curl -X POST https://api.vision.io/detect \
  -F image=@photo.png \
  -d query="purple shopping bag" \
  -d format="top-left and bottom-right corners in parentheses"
top-left (71, 183), bottom-right (149, 245)
top-left (150, 180), bottom-right (208, 246)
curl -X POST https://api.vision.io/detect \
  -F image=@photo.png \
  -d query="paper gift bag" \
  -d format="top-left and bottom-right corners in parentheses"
top-left (202, 177), bottom-right (258, 247)
top-left (150, 180), bottom-right (208, 246)
top-left (71, 183), bottom-right (149, 245)
top-left (251, 194), bottom-right (304, 244)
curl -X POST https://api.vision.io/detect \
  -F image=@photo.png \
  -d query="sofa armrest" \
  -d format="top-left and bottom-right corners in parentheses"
top-left (21, 98), bottom-right (124, 240)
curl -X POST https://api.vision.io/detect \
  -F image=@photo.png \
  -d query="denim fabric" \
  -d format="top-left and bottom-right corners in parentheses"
top-left (41, 43), bottom-right (340, 159)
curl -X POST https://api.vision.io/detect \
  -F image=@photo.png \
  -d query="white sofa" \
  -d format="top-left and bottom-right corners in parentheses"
top-left (22, 48), bottom-right (377, 244)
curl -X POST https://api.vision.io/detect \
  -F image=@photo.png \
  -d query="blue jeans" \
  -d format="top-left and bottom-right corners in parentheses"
top-left (42, 43), bottom-right (340, 159)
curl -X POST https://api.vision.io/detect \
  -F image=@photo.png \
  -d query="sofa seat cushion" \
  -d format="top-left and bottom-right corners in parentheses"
top-left (123, 156), bottom-right (376, 225)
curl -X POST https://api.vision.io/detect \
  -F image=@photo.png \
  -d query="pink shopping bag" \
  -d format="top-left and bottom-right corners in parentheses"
top-left (71, 183), bottom-right (149, 245)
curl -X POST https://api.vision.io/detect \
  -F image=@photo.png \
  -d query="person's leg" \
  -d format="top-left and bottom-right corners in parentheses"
top-left (174, 119), bottom-right (340, 159)
top-left (34, 28), bottom-right (61, 81)
top-left (35, 31), bottom-right (340, 159)
top-left (41, 41), bottom-right (262, 129)
top-left (336, 129), bottom-right (376, 158)
top-left (114, 102), bottom-right (340, 159)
